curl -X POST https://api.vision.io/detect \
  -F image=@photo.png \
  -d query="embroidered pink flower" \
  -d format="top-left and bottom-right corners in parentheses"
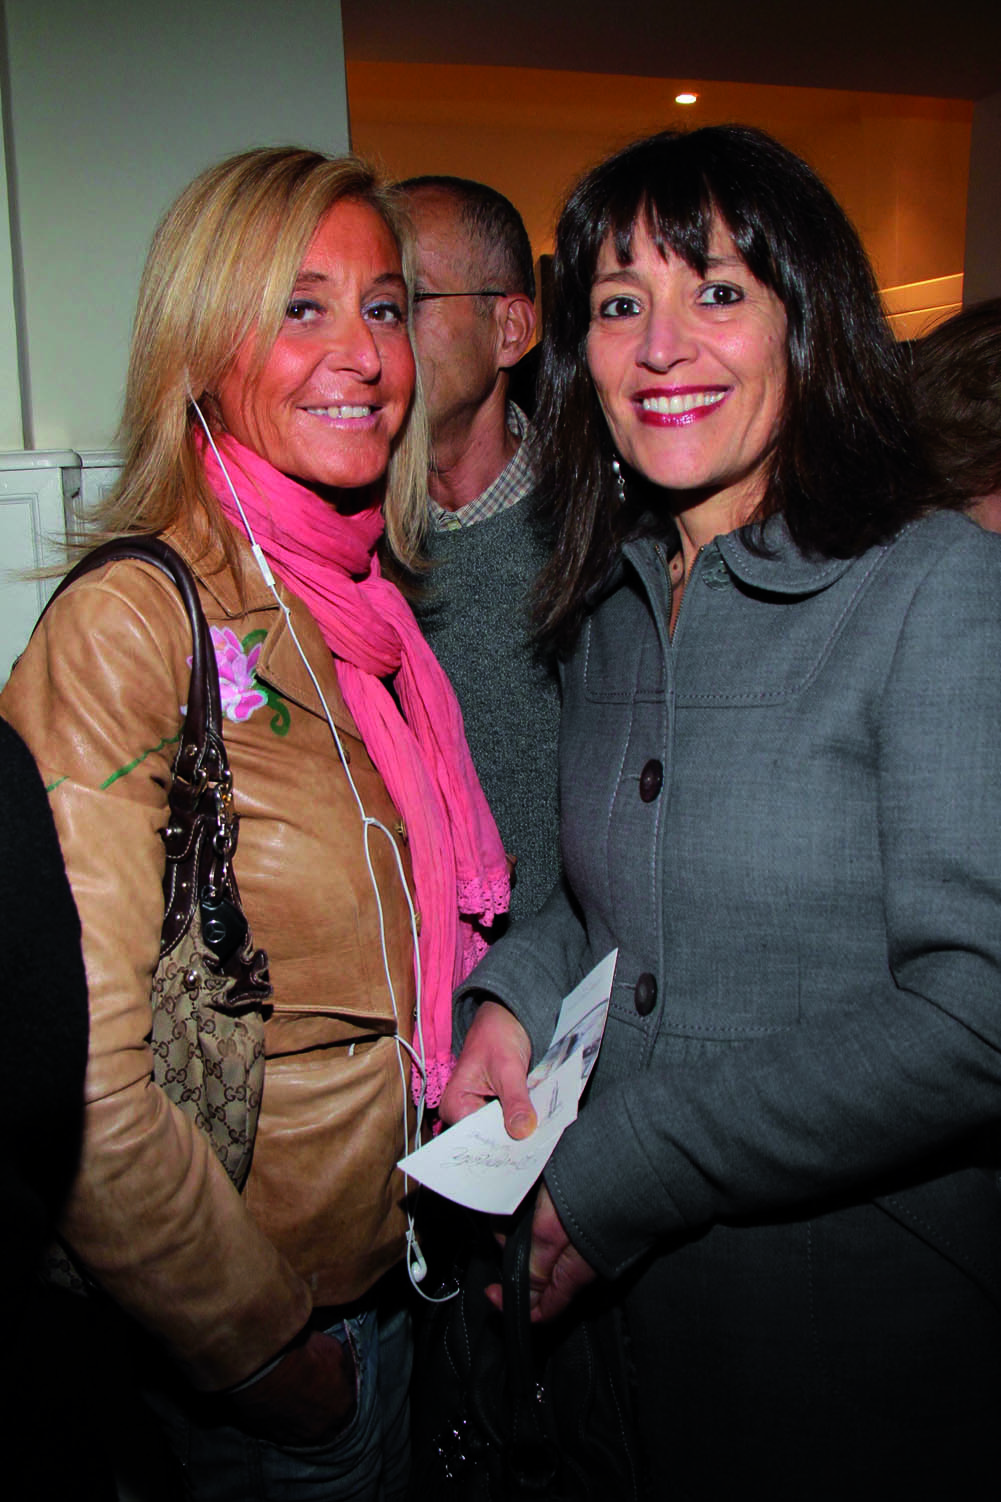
top-left (208, 626), bottom-right (268, 723)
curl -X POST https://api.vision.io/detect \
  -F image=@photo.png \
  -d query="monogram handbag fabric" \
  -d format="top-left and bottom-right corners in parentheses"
top-left (149, 912), bottom-right (266, 1190)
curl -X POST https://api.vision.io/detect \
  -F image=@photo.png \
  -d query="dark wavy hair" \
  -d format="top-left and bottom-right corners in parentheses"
top-left (910, 298), bottom-right (1001, 507)
top-left (533, 125), bottom-right (931, 650)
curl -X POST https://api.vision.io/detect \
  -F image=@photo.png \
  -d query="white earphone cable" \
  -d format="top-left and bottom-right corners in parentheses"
top-left (190, 398), bottom-right (450, 1299)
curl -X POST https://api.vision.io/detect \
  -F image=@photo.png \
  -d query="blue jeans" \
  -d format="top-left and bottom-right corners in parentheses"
top-left (143, 1299), bottom-right (412, 1501)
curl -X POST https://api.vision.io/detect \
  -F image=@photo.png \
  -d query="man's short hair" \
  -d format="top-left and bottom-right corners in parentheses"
top-left (400, 175), bottom-right (536, 302)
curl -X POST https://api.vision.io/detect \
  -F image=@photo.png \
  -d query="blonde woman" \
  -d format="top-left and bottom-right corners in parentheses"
top-left (1, 147), bottom-right (508, 1501)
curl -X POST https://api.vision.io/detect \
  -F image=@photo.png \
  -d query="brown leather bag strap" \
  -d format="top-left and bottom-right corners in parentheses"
top-left (41, 536), bottom-right (271, 1007)
top-left (43, 536), bottom-right (221, 782)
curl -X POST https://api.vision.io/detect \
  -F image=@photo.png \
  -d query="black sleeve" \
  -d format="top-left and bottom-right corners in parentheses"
top-left (0, 714), bottom-right (88, 1289)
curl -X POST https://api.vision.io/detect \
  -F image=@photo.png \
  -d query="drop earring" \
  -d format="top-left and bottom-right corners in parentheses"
top-left (611, 456), bottom-right (627, 505)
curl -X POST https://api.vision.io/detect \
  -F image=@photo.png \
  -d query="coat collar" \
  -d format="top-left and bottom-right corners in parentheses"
top-left (714, 515), bottom-right (863, 596)
top-left (620, 514), bottom-right (867, 600)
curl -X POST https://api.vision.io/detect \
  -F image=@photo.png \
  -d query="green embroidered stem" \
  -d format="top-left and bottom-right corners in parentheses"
top-left (241, 628), bottom-right (291, 736)
top-left (100, 731), bottom-right (181, 789)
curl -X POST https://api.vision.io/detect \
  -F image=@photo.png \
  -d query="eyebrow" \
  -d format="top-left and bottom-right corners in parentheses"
top-left (592, 266), bottom-right (643, 288)
top-left (592, 254), bottom-right (746, 287)
top-left (292, 270), bottom-right (408, 292)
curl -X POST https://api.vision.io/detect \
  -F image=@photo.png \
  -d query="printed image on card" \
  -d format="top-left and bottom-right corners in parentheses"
top-left (399, 951), bottom-right (617, 1214)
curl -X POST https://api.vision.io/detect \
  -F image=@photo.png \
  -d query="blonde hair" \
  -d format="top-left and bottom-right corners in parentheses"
top-left (95, 147), bottom-right (429, 568)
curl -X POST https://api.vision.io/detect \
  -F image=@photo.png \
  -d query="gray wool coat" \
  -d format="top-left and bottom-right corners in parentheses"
top-left (460, 507), bottom-right (1001, 1334)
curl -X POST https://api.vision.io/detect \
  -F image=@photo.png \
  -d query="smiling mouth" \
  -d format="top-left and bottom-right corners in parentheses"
top-left (639, 391), bottom-right (727, 415)
top-left (305, 404), bottom-right (377, 419)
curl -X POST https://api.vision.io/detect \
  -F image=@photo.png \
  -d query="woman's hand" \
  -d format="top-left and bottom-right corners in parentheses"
top-left (224, 1329), bottom-right (356, 1447)
top-left (484, 1186), bottom-right (597, 1323)
top-left (526, 1185), bottom-right (597, 1321)
top-left (441, 1000), bottom-right (537, 1139)
top-left (444, 1005), bottom-right (596, 1317)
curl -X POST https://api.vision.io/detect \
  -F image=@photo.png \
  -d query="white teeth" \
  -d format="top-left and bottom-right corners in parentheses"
top-left (640, 391), bottom-right (726, 414)
top-left (306, 405), bottom-right (374, 419)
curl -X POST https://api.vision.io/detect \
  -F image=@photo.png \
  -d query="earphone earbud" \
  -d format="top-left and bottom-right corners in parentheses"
top-left (409, 1238), bottom-right (428, 1285)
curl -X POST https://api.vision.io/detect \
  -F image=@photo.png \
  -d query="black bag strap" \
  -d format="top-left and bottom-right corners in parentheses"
top-left (501, 1198), bottom-right (561, 1494)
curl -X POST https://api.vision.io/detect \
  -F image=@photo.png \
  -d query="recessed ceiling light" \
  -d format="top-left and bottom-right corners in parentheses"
top-left (675, 92), bottom-right (698, 105)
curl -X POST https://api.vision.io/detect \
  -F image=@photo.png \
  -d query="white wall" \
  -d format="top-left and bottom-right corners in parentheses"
top-left (964, 88), bottom-right (1001, 305)
top-left (0, 12), bottom-right (24, 449)
top-left (2, 0), bottom-right (350, 452)
top-left (0, 0), bottom-right (349, 678)
top-left (0, 135), bottom-right (22, 450)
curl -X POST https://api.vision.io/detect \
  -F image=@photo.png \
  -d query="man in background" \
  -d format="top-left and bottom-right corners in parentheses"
top-left (401, 176), bottom-right (560, 922)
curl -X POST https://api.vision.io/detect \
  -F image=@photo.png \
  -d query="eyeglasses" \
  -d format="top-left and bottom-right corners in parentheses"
top-left (412, 290), bottom-right (507, 304)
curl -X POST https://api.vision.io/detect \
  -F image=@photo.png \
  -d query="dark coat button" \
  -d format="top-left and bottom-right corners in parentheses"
top-left (634, 972), bottom-right (657, 1016)
top-left (639, 759), bottom-right (663, 802)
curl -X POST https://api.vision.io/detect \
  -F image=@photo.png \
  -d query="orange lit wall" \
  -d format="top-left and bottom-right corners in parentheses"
top-left (348, 63), bottom-right (973, 338)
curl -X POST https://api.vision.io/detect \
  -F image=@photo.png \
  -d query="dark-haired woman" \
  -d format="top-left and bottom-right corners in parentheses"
top-left (442, 126), bottom-right (1001, 1496)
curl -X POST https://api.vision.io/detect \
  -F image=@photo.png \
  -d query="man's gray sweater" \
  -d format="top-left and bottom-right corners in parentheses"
top-left (415, 493), bottom-right (560, 922)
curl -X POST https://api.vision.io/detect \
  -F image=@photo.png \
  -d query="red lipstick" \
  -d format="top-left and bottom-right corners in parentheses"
top-left (633, 386), bottom-right (729, 427)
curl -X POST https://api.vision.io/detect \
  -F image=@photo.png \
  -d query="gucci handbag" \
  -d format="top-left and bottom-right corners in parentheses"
top-left (41, 536), bottom-right (272, 1288)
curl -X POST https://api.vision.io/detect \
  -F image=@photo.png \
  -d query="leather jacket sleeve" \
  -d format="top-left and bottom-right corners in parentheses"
top-left (0, 562), bottom-right (311, 1389)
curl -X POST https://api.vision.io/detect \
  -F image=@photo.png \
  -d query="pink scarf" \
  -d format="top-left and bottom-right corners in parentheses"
top-left (200, 433), bottom-right (509, 1105)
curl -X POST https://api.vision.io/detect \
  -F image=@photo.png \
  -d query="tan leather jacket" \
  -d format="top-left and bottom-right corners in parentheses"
top-left (0, 525), bottom-right (417, 1390)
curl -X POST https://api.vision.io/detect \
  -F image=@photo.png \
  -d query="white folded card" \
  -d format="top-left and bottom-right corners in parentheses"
top-left (399, 950), bottom-right (618, 1214)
